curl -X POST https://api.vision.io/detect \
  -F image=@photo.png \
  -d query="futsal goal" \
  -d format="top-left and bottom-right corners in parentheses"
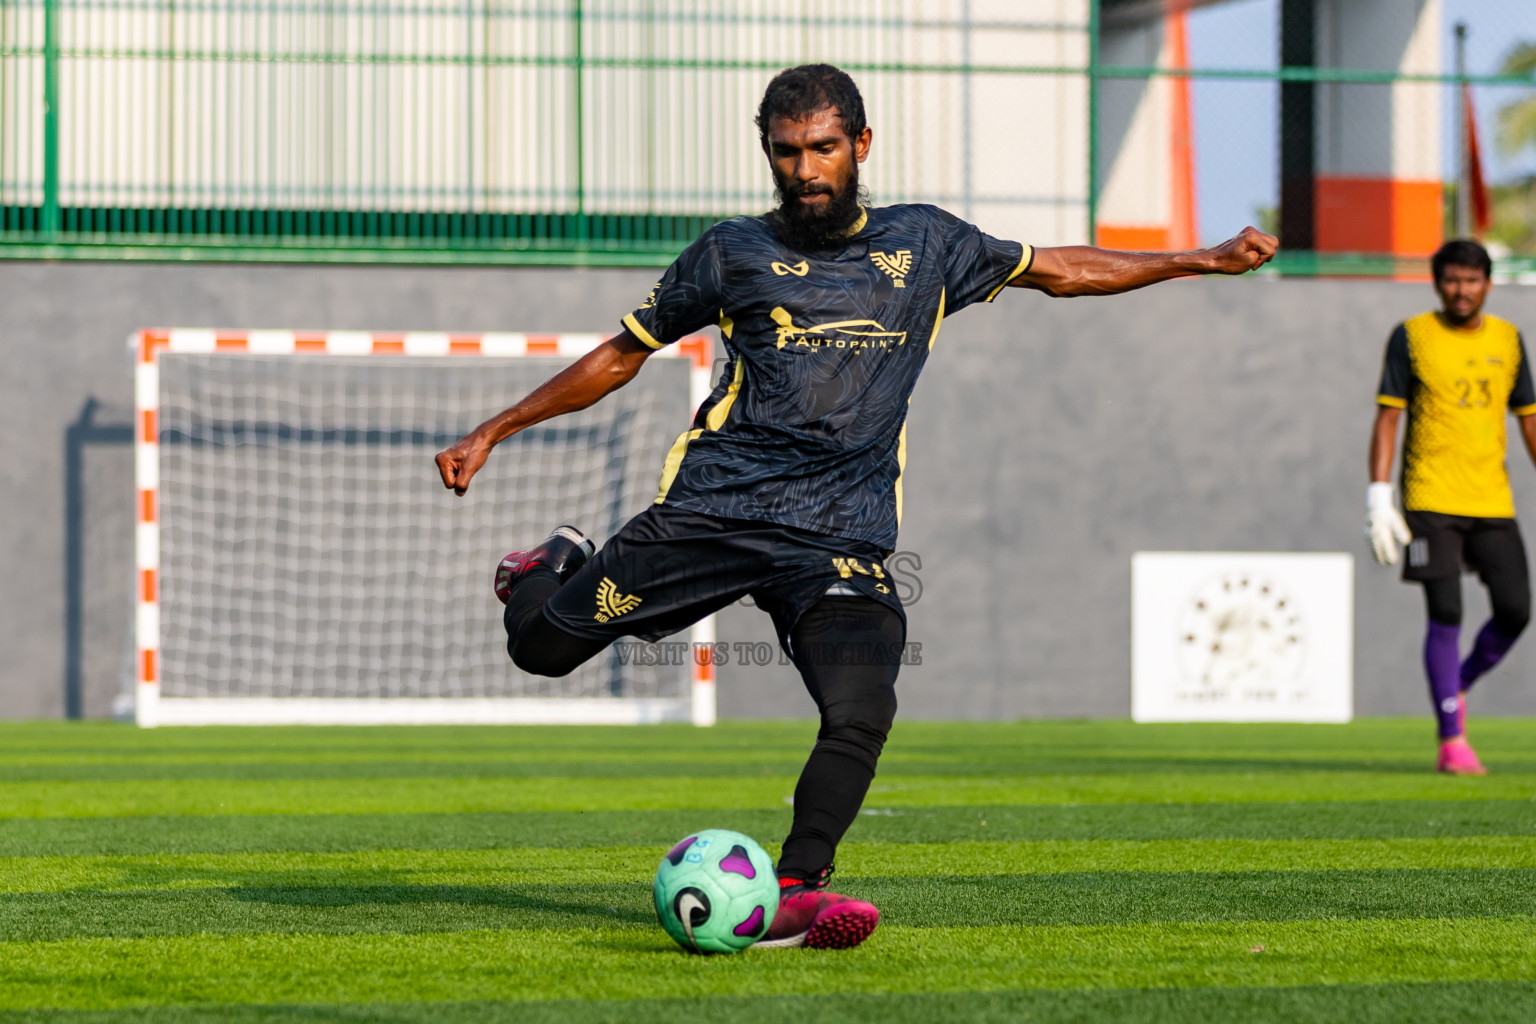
top-left (132, 328), bottom-right (716, 727)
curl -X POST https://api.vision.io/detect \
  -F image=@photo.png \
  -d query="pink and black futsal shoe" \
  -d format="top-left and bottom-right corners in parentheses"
top-left (755, 866), bottom-right (879, 950)
top-left (493, 526), bottom-right (595, 605)
top-left (1437, 736), bottom-right (1487, 776)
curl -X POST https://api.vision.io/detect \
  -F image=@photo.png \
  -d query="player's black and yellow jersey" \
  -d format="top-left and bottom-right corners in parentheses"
top-left (623, 204), bottom-right (1029, 549)
top-left (1377, 311), bottom-right (1536, 518)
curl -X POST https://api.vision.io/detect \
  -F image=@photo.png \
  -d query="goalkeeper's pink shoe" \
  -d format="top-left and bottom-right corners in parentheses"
top-left (493, 526), bottom-right (594, 605)
top-left (1437, 736), bottom-right (1487, 776)
top-left (755, 868), bottom-right (879, 950)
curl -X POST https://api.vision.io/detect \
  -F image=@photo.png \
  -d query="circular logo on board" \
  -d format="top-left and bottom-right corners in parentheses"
top-left (1175, 571), bottom-right (1305, 700)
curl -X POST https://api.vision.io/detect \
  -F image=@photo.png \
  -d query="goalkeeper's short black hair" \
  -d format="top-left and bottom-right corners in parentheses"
top-left (756, 64), bottom-right (867, 149)
top-left (1432, 239), bottom-right (1492, 282)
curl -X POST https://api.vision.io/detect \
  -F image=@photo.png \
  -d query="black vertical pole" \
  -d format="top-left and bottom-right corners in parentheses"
top-left (1454, 22), bottom-right (1469, 238)
top-left (1279, 0), bottom-right (1316, 251)
top-left (62, 399), bottom-right (134, 720)
top-left (62, 399), bottom-right (93, 720)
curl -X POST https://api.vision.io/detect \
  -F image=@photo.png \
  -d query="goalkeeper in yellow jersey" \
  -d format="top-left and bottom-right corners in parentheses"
top-left (1368, 239), bottom-right (1536, 774)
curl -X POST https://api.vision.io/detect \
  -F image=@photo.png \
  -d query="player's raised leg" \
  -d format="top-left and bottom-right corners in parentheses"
top-left (758, 596), bottom-right (901, 950)
top-left (494, 525), bottom-right (613, 678)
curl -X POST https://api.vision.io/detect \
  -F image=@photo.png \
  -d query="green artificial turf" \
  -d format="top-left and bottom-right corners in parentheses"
top-left (2, 720), bottom-right (1534, 1022)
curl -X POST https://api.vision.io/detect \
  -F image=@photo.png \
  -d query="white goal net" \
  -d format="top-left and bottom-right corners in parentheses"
top-left (133, 329), bottom-right (716, 726)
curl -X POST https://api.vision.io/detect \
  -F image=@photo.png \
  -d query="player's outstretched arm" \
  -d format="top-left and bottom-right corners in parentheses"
top-left (434, 328), bottom-right (653, 496)
top-left (1011, 226), bottom-right (1278, 298)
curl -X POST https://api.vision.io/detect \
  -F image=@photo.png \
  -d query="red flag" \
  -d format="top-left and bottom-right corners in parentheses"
top-left (1463, 83), bottom-right (1492, 237)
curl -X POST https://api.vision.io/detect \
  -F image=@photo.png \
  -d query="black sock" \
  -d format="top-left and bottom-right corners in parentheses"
top-left (776, 597), bottom-right (903, 882)
top-left (779, 746), bottom-right (880, 881)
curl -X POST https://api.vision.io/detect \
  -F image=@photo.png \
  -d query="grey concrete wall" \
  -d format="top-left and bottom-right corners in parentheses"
top-left (5, 260), bottom-right (1536, 720)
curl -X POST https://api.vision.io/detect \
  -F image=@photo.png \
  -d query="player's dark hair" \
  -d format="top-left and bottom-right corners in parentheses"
top-left (1432, 239), bottom-right (1492, 282)
top-left (756, 64), bottom-right (867, 148)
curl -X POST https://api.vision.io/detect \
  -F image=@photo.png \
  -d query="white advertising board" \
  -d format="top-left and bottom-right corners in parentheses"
top-left (1132, 552), bottom-right (1354, 723)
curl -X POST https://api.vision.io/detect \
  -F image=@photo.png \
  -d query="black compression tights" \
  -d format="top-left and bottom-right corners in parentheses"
top-left (503, 579), bottom-right (902, 882)
top-left (1421, 570), bottom-right (1531, 632)
top-left (503, 567), bottom-right (610, 675)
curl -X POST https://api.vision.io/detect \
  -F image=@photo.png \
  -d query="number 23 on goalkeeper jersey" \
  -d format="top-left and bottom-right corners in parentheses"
top-left (621, 204), bottom-right (1031, 551)
top-left (1377, 311), bottom-right (1536, 518)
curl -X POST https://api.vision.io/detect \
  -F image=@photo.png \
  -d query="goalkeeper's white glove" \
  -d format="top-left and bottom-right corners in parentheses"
top-left (1366, 482), bottom-right (1412, 566)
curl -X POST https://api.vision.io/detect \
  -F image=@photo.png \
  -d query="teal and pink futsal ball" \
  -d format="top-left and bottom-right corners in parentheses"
top-left (653, 829), bottom-right (778, 953)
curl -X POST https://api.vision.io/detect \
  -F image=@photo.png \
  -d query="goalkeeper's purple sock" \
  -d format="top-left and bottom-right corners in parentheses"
top-left (1424, 621), bottom-right (1463, 740)
top-left (1460, 618), bottom-right (1520, 693)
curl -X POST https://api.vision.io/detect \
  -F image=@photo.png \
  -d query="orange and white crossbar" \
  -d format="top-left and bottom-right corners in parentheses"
top-left (132, 328), bottom-right (717, 728)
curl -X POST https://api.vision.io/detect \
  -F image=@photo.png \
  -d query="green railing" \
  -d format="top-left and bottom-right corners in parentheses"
top-left (1, 0), bottom-right (1534, 273)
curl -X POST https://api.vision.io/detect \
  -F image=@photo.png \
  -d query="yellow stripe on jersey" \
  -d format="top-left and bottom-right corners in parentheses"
top-left (622, 313), bottom-right (666, 350)
top-left (704, 360), bottom-right (745, 431)
top-left (926, 289), bottom-right (947, 352)
top-left (1376, 394), bottom-right (1407, 409)
top-left (986, 245), bottom-right (1035, 302)
top-left (654, 357), bottom-right (746, 504)
top-left (1399, 311), bottom-right (1526, 518)
top-left (889, 295), bottom-right (950, 523)
top-left (653, 429), bottom-right (704, 504)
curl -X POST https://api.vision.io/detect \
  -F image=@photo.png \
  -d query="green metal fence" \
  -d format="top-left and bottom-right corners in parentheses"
top-left (1, 0), bottom-right (1535, 273)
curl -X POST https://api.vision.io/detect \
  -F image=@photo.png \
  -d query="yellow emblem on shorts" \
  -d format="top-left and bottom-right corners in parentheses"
top-left (832, 557), bottom-right (885, 579)
top-left (772, 260), bottom-right (809, 277)
top-left (594, 577), bottom-right (643, 623)
top-left (870, 250), bottom-right (912, 287)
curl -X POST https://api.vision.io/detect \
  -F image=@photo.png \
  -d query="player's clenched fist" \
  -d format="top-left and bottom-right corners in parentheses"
top-left (1208, 226), bottom-right (1278, 275)
top-left (436, 437), bottom-right (490, 496)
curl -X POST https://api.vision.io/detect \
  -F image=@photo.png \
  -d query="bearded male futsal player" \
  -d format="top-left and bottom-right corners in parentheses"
top-left (436, 64), bottom-right (1277, 949)
top-left (1367, 239), bottom-right (1536, 775)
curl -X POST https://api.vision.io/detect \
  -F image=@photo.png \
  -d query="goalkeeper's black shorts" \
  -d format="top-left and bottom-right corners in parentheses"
top-left (1402, 510), bottom-right (1526, 583)
top-left (541, 504), bottom-right (905, 650)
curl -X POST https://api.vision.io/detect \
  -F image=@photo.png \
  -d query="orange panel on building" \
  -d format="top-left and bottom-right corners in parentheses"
top-left (1095, 225), bottom-right (1172, 251)
top-left (1315, 177), bottom-right (1442, 256)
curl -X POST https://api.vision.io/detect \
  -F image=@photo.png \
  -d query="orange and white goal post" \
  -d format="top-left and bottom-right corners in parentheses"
top-left (133, 328), bottom-right (717, 727)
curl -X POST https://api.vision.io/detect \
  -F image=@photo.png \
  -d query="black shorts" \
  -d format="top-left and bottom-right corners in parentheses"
top-left (542, 505), bottom-right (905, 649)
top-left (1402, 510), bottom-right (1527, 583)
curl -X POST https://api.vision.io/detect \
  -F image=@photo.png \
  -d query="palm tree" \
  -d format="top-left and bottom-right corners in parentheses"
top-left (1498, 42), bottom-right (1536, 159)
top-left (1488, 44), bottom-right (1536, 253)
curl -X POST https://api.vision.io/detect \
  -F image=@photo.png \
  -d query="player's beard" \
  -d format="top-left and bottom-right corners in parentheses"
top-left (768, 170), bottom-right (869, 252)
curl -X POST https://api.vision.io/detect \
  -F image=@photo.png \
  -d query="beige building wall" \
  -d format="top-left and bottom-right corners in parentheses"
top-left (1314, 0), bottom-right (1443, 254)
top-left (7, 0), bottom-right (1096, 245)
top-left (1094, 10), bottom-right (1197, 251)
